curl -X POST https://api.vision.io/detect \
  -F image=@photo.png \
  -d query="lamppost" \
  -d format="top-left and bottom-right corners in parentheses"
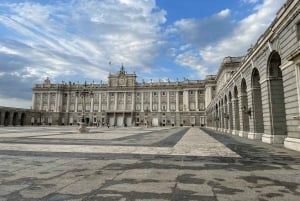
top-left (76, 81), bottom-right (94, 133)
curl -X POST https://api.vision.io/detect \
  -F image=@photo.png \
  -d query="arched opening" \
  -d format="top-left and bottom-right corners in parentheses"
top-left (4, 112), bottom-right (10, 126)
top-left (0, 112), bottom-right (2, 125)
top-left (267, 51), bottom-right (287, 137)
top-left (251, 68), bottom-right (264, 136)
top-left (12, 112), bottom-right (18, 126)
top-left (233, 86), bottom-right (240, 131)
top-left (224, 95), bottom-right (228, 130)
top-left (241, 79), bottom-right (250, 134)
top-left (21, 113), bottom-right (26, 126)
top-left (228, 91), bottom-right (233, 131)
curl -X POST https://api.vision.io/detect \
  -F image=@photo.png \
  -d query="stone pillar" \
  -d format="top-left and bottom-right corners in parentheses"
top-left (114, 92), bottom-right (118, 111)
top-left (141, 92), bottom-right (144, 112)
top-left (238, 95), bottom-right (248, 137)
top-left (232, 98), bottom-right (240, 135)
top-left (195, 90), bottom-right (199, 111)
top-left (91, 96), bottom-right (94, 112)
top-left (46, 93), bottom-right (50, 112)
top-left (228, 100), bottom-right (233, 133)
top-left (150, 91), bottom-right (153, 112)
top-left (66, 92), bottom-right (70, 112)
top-left (132, 91), bottom-right (135, 111)
top-left (167, 91), bottom-right (170, 112)
top-left (75, 96), bottom-right (78, 112)
top-left (98, 93), bottom-right (102, 112)
top-left (39, 93), bottom-right (43, 110)
top-left (183, 90), bottom-right (189, 111)
top-left (176, 91), bottom-right (179, 112)
top-left (158, 91), bottom-right (161, 112)
top-left (107, 93), bottom-right (110, 111)
top-left (124, 93), bottom-right (127, 110)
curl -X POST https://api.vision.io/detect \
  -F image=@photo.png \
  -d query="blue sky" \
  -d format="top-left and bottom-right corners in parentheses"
top-left (0, 0), bottom-right (285, 108)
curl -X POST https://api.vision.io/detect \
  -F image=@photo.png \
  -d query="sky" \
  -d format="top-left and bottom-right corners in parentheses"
top-left (0, 0), bottom-right (286, 108)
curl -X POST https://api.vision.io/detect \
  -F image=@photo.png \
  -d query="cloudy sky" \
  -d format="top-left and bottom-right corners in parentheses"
top-left (0, 0), bottom-right (285, 108)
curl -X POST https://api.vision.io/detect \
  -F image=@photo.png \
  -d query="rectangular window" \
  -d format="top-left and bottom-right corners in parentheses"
top-left (162, 91), bottom-right (166, 96)
top-left (153, 92), bottom-right (157, 96)
top-left (136, 104), bottom-right (141, 111)
top-left (170, 91), bottom-right (175, 96)
top-left (136, 92), bottom-right (140, 97)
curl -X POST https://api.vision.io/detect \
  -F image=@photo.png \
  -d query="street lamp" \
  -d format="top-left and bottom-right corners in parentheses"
top-left (76, 81), bottom-right (94, 133)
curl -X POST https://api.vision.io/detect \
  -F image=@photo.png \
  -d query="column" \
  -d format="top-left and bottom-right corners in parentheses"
top-left (47, 92), bottom-right (51, 112)
top-left (98, 93), bottom-right (102, 112)
top-left (158, 91), bottom-right (161, 112)
top-left (167, 91), bottom-right (170, 112)
top-left (114, 92), bottom-right (118, 111)
top-left (195, 90), bottom-right (199, 111)
top-left (66, 92), bottom-right (70, 112)
top-left (91, 96), bottom-right (94, 112)
top-left (150, 91), bottom-right (153, 112)
top-left (124, 92), bottom-right (127, 110)
top-left (39, 93), bottom-right (43, 110)
top-left (107, 92), bottom-right (110, 111)
top-left (132, 91), bottom-right (135, 110)
top-left (176, 91), bottom-right (179, 112)
top-left (141, 92), bottom-right (144, 112)
top-left (75, 96), bottom-right (78, 112)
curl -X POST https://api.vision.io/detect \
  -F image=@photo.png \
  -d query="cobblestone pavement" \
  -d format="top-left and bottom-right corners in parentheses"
top-left (0, 126), bottom-right (299, 201)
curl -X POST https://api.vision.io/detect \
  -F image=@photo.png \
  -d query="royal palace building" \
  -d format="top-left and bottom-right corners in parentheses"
top-left (1, 0), bottom-right (300, 152)
top-left (31, 66), bottom-right (216, 127)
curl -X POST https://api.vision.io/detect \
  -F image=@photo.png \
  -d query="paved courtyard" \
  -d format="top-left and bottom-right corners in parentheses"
top-left (0, 126), bottom-right (299, 201)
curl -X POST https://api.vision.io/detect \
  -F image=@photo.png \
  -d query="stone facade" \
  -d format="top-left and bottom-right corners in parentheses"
top-left (0, 106), bottom-right (37, 126)
top-left (206, 0), bottom-right (300, 152)
top-left (32, 66), bottom-right (215, 127)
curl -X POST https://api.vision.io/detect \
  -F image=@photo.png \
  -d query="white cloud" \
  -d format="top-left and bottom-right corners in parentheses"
top-left (200, 0), bottom-right (285, 67)
top-left (0, 97), bottom-right (31, 108)
top-left (0, 0), bottom-right (167, 106)
top-left (217, 9), bottom-right (231, 18)
top-left (169, 0), bottom-right (285, 77)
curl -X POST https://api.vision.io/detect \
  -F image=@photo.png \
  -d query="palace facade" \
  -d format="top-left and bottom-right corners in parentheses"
top-left (2, 0), bottom-right (299, 152)
top-left (31, 66), bottom-right (216, 127)
top-left (205, 0), bottom-right (300, 152)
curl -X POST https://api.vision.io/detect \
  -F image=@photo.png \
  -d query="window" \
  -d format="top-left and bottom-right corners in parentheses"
top-left (190, 90), bottom-right (194, 95)
top-left (136, 104), bottom-right (141, 111)
top-left (170, 103), bottom-right (176, 111)
top-left (144, 92), bottom-right (149, 97)
top-left (162, 104), bottom-right (167, 111)
top-left (153, 92), bottom-right (157, 96)
top-left (170, 91), bottom-right (175, 96)
top-left (162, 91), bottom-right (166, 96)
top-left (136, 92), bottom-right (140, 97)
top-left (179, 91), bottom-right (183, 95)
top-left (128, 92), bottom-right (132, 97)
top-left (190, 103), bottom-right (195, 111)
top-left (152, 103), bottom-right (158, 111)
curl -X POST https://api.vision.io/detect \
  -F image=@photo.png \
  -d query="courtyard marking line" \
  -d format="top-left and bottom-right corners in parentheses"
top-left (0, 128), bottom-right (240, 157)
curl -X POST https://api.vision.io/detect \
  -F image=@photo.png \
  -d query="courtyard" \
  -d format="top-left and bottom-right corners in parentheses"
top-left (0, 126), bottom-right (299, 201)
